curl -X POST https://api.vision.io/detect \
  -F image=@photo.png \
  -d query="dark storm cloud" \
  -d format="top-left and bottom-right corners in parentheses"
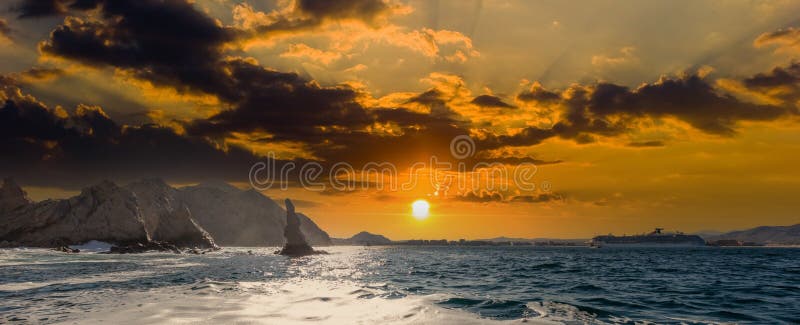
top-left (11, 0), bottom-right (100, 17)
top-left (18, 67), bottom-right (65, 81)
top-left (19, 0), bottom-right (800, 176)
top-left (474, 73), bottom-right (793, 150)
top-left (38, 0), bottom-right (241, 101)
top-left (406, 89), bottom-right (445, 106)
top-left (470, 156), bottom-right (562, 165)
top-left (0, 78), bottom-right (273, 188)
top-left (627, 141), bottom-right (665, 148)
top-left (583, 75), bottom-right (787, 135)
top-left (478, 127), bottom-right (557, 149)
top-left (516, 85), bottom-right (560, 104)
top-left (33, 0), bottom-right (465, 165)
top-left (246, 0), bottom-right (395, 36)
top-left (454, 191), bottom-right (563, 204)
top-left (744, 63), bottom-right (800, 88)
top-left (0, 96), bottom-right (69, 141)
top-left (295, 0), bottom-right (391, 23)
top-left (12, 0), bottom-right (66, 18)
top-left (741, 63), bottom-right (800, 104)
top-left (470, 95), bottom-right (515, 108)
top-left (185, 59), bottom-right (373, 141)
top-left (508, 193), bottom-right (563, 203)
top-left (504, 74), bottom-right (791, 150)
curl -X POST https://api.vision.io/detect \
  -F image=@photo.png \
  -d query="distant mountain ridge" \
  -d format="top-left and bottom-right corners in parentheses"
top-left (0, 178), bottom-right (331, 248)
top-left (332, 231), bottom-right (392, 245)
top-left (478, 237), bottom-right (587, 244)
top-left (332, 225), bottom-right (800, 246)
top-left (707, 224), bottom-right (800, 245)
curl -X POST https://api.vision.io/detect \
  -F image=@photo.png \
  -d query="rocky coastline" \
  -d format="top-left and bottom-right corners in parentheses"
top-left (0, 178), bottom-right (331, 254)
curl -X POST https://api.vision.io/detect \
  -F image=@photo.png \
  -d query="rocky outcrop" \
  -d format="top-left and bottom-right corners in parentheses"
top-left (125, 179), bottom-right (216, 248)
top-left (0, 180), bottom-right (149, 247)
top-left (0, 178), bottom-right (31, 214)
top-left (177, 182), bottom-right (332, 246)
top-left (0, 178), bottom-right (331, 250)
top-left (277, 199), bottom-right (319, 256)
top-left (0, 179), bottom-right (216, 250)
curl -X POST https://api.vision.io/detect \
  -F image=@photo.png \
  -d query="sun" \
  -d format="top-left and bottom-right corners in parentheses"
top-left (411, 199), bottom-right (430, 220)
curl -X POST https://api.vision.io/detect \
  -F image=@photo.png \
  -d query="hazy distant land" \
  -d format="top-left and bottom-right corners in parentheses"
top-left (333, 225), bottom-right (800, 247)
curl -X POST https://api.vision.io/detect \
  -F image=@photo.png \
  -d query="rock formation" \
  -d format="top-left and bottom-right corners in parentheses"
top-left (0, 179), bottom-right (216, 250)
top-left (177, 182), bottom-right (331, 246)
top-left (0, 178), bottom-right (31, 213)
top-left (0, 178), bottom-right (332, 250)
top-left (0, 180), bottom-right (149, 247)
top-left (277, 199), bottom-right (316, 256)
top-left (125, 179), bottom-right (216, 248)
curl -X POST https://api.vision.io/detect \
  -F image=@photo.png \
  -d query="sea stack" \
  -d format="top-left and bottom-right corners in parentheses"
top-left (277, 199), bottom-right (315, 256)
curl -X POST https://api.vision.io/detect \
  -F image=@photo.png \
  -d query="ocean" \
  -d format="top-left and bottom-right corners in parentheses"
top-left (1, 246), bottom-right (798, 324)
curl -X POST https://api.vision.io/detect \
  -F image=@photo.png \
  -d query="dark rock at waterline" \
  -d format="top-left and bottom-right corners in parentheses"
top-left (53, 246), bottom-right (79, 253)
top-left (108, 241), bottom-right (180, 254)
top-left (106, 241), bottom-right (220, 254)
top-left (0, 240), bottom-right (18, 248)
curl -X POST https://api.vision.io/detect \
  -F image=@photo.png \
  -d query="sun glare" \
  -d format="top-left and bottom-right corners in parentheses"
top-left (411, 200), bottom-right (430, 220)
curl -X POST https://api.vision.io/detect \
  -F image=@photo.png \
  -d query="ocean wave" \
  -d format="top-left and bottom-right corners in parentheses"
top-left (2, 246), bottom-right (798, 324)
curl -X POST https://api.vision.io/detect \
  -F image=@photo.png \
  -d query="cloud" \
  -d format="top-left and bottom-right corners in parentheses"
top-left (591, 46), bottom-right (638, 67)
top-left (508, 193), bottom-right (564, 203)
top-left (739, 62), bottom-right (800, 104)
top-left (17, 67), bottom-right (66, 82)
top-left (455, 191), bottom-right (564, 204)
top-left (582, 74), bottom-right (787, 136)
top-left (12, 0), bottom-right (66, 18)
top-left (233, 1), bottom-right (476, 62)
top-left (455, 190), bottom-right (504, 203)
top-left (0, 74), bottom-right (270, 188)
top-left (18, 0), bottom-right (800, 175)
top-left (11, 0), bottom-right (102, 18)
top-left (535, 73), bottom-right (789, 139)
top-left (280, 43), bottom-right (343, 65)
top-left (233, 0), bottom-right (403, 36)
top-left (28, 0), bottom-right (479, 166)
top-left (471, 95), bottom-right (515, 109)
top-left (754, 27), bottom-right (800, 54)
top-left (627, 140), bottom-right (665, 148)
top-left (295, 0), bottom-right (394, 24)
top-left (516, 82), bottom-right (560, 104)
top-left (38, 1), bottom-right (240, 100)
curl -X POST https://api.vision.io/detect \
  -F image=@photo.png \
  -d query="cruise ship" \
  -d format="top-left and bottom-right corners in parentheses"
top-left (590, 228), bottom-right (706, 247)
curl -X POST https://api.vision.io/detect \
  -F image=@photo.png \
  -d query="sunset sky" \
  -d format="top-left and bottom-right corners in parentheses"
top-left (2, 0), bottom-right (800, 239)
